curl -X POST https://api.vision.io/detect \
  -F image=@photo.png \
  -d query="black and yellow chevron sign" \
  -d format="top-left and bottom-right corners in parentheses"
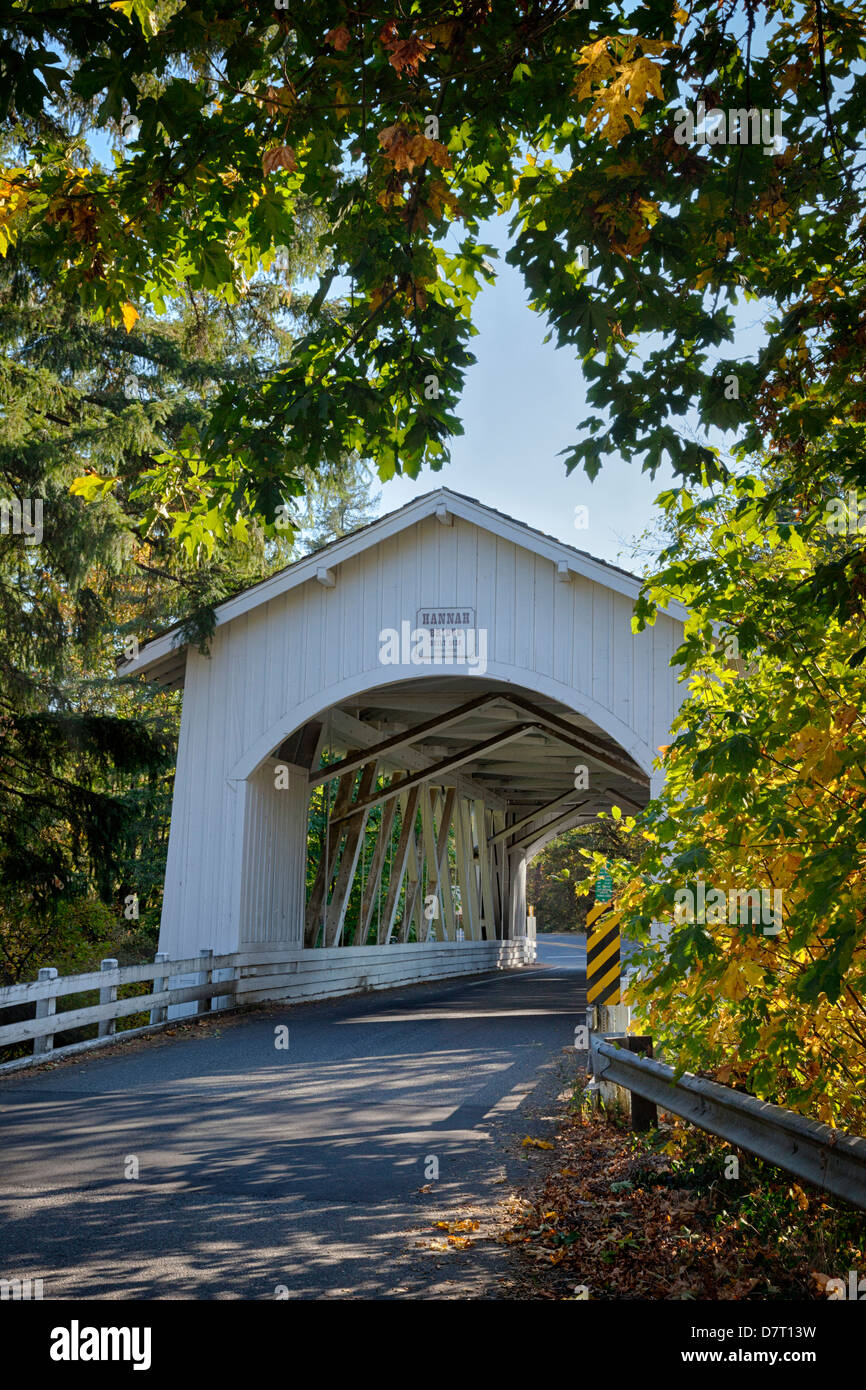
top-left (586, 899), bottom-right (622, 1006)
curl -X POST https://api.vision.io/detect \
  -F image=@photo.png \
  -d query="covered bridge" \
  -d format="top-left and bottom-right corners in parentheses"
top-left (122, 489), bottom-right (686, 1004)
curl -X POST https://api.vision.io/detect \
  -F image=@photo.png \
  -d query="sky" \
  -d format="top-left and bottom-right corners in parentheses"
top-left (373, 212), bottom-right (680, 575)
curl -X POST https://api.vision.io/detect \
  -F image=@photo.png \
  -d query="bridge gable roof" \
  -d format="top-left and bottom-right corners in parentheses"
top-left (121, 487), bottom-right (686, 686)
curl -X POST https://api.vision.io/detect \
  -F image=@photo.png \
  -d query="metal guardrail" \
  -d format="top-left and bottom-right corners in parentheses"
top-left (590, 1035), bottom-right (866, 1212)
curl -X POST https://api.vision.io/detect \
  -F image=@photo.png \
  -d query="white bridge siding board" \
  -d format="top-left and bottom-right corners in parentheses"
top-left (262, 599), bottom-right (282, 752)
top-left (419, 518), bottom-right (439, 634)
top-left (235, 940), bottom-right (536, 1006)
top-left (612, 592), bottom-right (634, 732)
top-left (223, 623), bottom-right (248, 954)
top-left (553, 560), bottom-right (572, 689)
top-left (475, 525), bottom-right (497, 668)
top-left (361, 549), bottom-right (380, 683)
top-left (592, 584), bottom-right (613, 716)
top-left (378, 537), bottom-right (401, 678)
top-left (633, 620), bottom-right (654, 751)
top-left (571, 575), bottom-right (593, 703)
top-left (150, 489), bottom-right (686, 998)
top-left (514, 546), bottom-right (535, 673)
top-left (495, 537), bottom-right (516, 669)
top-left (438, 515), bottom-right (460, 623)
top-left (532, 554), bottom-right (555, 681)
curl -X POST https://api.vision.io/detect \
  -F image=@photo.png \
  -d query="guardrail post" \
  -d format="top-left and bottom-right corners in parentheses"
top-left (197, 948), bottom-right (213, 1015)
top-left (599, 1002), bottom-right (630, 1035)
top-left (33, 967), bottom-right (58, 1056)
top-left (98, 958), bottom-right (119, 1038)
top-left (622, 1036), bottom-right (657, 1131)
top-left (150, 952), bottom-right (170, 1025)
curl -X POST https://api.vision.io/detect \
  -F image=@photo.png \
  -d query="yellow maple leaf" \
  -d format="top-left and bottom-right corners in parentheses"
top-left (719, 961), bottom-right (748, 1001)
top-left (120, 302), bottom-right (138, 333)
top-left (522, 1136), bottom-right (555, 1149)
top-left (586, 56), bottom-right (666, 145)
top-left (335, 83), bottom-right (350, 121)
top-left (575, 38), bottom-right (618, 102)
top-left (70, 473), bottom-right (117, 502)
top-left (742, 959), bottom-right (765, 987)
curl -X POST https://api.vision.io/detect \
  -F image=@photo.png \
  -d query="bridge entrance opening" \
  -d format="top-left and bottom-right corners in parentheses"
top-left (273, 676), bottom-right (650, 952)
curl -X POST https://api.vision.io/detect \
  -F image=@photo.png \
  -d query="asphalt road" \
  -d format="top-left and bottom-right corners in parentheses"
top-left (0, 935), bottom-right (586, 1300)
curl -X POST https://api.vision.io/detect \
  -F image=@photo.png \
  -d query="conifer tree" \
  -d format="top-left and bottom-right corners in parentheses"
top-left (0, 236), bottom-right (376, 980)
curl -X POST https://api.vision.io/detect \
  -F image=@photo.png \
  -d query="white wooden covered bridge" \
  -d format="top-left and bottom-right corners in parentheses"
top-left (122, 489), bottom-right (686, 1006)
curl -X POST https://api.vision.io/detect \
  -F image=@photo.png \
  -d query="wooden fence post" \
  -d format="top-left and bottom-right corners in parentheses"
top-left (197, 948), bottom-right (213, 1014)
top-left (150, 952), bottom-right (170, 1025)
top-left (33, 967), bottom-right (58, 1056)
top-left (98, 958), bottom-right (119, 1038)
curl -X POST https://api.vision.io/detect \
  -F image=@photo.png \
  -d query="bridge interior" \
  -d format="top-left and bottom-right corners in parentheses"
top-left (276, 678), bottom-right (650, 950)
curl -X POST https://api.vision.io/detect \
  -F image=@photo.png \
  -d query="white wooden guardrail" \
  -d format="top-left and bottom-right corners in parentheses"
top-left (0, 938), bottom-right (534, 1074)
top-left (590, 1034), bottom-right (866, 1212)
top-left (0, 949), bottom-right (238, 1072)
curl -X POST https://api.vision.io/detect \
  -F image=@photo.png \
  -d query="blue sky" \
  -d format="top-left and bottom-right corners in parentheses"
top-left (373, 191), bottom-right (778, 576)
top-left (374, 211), bottom-right (680, 574)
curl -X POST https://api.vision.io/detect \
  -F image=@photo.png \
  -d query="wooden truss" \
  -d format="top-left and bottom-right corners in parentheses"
top-left (302, 693), bottom-right (646, 947)
top-left (304, 774), bottom-right (505, 948)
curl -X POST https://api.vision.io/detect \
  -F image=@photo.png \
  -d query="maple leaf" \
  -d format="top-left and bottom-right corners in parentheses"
top-left (402, 278), bottom-right (428, 313)
top-left (368, 280), bottom-right (393, 314)
top-left (376, 184), bottom-right (403, 211)
top-left (378, 125), bottom-right (451, 174)
top-left (121, 302), bottom-right (138, 333)
top-left (387, 36), bottom-right (435, 74)
top-left (426, 179), bottom-right (460, 220)
top-left (325, 26), bottom-right (351, 51)
top-left (719, 959), bottom-right (763, 1001)
top-left (585, 55), bottom-right (666, 145)
top-left (426, 21), bottom-right (457, 46)
top-left (262, 145), bottom-right (297, 176)
top-left (260, 84), bottom-right (295, 117)
top-left (575, 38), bottom-right (618, 102)
top-left (334, 83), bottom-right (350, 120)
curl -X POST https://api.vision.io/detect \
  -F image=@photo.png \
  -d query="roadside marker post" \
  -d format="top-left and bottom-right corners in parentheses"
top-left (586, 863), bottom-right (620, 1015)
